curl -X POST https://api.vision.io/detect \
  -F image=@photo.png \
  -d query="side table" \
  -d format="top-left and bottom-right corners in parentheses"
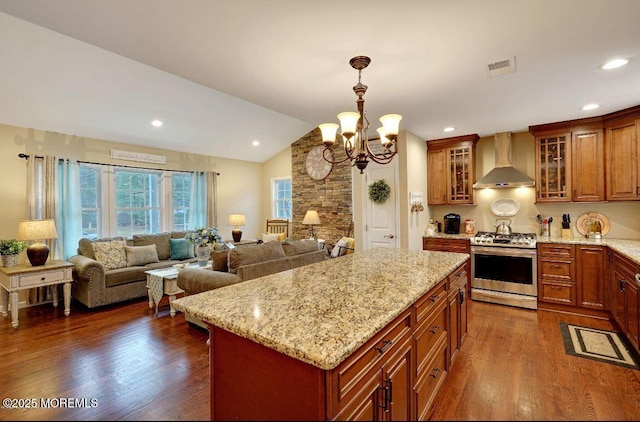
top-left (145, 262), bottom-right (211, 317)
top-left (0, 260), bottom-right (74, 328)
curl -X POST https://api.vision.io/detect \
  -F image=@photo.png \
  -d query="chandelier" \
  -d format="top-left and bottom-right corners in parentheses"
top-left (319, 56), bottom-right (402, 173)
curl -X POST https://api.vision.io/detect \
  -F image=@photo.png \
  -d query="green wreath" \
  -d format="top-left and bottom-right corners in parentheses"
top-left (368, 179), bottom-right (391, 204)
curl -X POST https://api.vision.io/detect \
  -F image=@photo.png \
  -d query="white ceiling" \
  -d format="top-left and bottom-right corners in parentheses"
top-left (1, 0), bottom-right (639, 163)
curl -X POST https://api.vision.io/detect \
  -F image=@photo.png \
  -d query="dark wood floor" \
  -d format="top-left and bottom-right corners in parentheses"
top-left (1, 296), bottom-right (639, 421)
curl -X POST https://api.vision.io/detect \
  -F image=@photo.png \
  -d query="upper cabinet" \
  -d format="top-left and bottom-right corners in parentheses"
top-left (530, 119), bottom-right (605, 203)
top-left (604, 111), bottom-right (640, 201)
top-left (426, 134), bottom-right (479, 205)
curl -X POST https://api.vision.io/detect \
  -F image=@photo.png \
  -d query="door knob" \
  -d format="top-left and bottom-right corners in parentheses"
top-left (384, 234), bottom-right (395, 239)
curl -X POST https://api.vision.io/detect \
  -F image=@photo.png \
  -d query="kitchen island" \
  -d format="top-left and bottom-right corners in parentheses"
top-left (172, 248), bottom-right (469, 421)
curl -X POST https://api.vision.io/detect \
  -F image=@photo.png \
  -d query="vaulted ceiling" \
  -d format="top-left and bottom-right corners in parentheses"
top-left (1, 0), bottom-right (639, 163)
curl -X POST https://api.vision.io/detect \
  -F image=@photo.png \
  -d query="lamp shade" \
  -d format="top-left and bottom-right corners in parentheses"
top-left (302, 210), bottom-right (321, 226)
top-left (228, 214), bottom-right (246, 227)
top-left (17, 219), bottom-right (58, 241)
top-left (16, 219), bottom-right (58, 266)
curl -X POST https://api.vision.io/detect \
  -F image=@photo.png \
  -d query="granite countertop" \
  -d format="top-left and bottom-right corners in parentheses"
top-left (425, 232), bottom-right (640, 265)
top-left (172, 248), bottom-right (469, 371)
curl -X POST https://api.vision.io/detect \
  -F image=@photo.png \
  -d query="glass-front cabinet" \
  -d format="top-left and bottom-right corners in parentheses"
top-left (427, 134), bottom-right (479, 205)
top-left (449, 146), bottom-right (473, 203)
top-left (536, 133), bottom-right (571, 202)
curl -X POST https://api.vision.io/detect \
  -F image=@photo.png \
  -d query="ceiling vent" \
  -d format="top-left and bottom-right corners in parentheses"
top-left (487, 57), bottom-right (516, 77)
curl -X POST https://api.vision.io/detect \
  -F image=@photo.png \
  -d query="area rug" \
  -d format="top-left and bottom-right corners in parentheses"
top-left (559, 322), bottom-right (640, 370)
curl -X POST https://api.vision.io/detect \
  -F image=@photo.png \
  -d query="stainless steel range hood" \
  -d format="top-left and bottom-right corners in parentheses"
top-left (473, 132), bottom-right (535, 189)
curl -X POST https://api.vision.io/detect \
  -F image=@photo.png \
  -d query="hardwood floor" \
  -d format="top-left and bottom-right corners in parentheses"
top-left (1, 296), bottom-right (639, 420)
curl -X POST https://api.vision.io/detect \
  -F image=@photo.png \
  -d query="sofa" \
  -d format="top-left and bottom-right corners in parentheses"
top-left (69, 231), bottom-right (198, 308)
top-left (177, 239), bottom-right (326, 328)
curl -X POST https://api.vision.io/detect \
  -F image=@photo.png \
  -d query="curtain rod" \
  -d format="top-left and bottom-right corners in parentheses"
top-left (17, 153), bottom-right (220, 176)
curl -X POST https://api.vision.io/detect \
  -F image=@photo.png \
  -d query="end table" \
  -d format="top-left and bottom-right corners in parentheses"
top-left (0, 260), bottom-right (74, 328)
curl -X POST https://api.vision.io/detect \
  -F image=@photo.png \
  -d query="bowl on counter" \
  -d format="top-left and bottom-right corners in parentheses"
top-left (173, 263), bottom-right (186, 271)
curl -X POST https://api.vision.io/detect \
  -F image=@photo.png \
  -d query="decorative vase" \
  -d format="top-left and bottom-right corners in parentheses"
top-left (0, 254), bottom-right (19, 267)
top-left (196, 246), bottom-right (210, 267)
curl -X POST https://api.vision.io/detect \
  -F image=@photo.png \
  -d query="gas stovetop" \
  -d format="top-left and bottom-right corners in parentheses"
top-left (470, 231), bottom-right (537, 248)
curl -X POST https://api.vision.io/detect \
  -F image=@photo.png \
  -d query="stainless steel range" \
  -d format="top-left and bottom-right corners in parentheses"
top-left (470, 231), bottom-right (538, 309)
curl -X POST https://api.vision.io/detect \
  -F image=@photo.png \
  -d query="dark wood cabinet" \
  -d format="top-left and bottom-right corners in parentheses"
top-left (337, 333), bottom-right (413, 421)
top-left (426, 134), bottom-right (479, 205)
top-left (537, 244), bottom-right (576, 306)
top-left (447, 264), bottom-right (468, 365)
top-left (611, 251), bottom-right (639, 352)
top-left (530, 122), bottom-right (604, 202)
top-left (576, 245), bottom-right (608, 310)
top-left (605, 119), bottom-right (640, 200)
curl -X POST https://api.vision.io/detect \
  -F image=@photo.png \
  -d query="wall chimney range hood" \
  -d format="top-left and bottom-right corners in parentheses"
top-left (473, 132), bottom-right (535, 189)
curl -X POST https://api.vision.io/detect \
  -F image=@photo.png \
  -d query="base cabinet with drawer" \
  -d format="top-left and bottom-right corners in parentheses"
top-left (537, 243), bottom-right (610, 318)
top-left (537, 244), bottom-right (576, 306)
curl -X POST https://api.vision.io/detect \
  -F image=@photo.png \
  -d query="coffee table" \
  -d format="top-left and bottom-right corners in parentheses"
top-left (145, 262), bottom-right (211, 317)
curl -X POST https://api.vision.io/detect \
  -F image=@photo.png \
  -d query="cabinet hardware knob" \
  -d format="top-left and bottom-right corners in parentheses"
top-left (429, 294), bottom-right (440, 303)
top-left (429, 325), bottom-right (440, 334)
top-left (459, 290), bottom-right (465, 305)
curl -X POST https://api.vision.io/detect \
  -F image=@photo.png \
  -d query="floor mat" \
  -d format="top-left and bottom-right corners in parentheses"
top-left (559, 322), bottom-right (640, 370)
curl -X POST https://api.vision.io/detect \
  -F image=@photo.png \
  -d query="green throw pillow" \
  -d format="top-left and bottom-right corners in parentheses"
top-left (170, 238), bottom-right (195, 260)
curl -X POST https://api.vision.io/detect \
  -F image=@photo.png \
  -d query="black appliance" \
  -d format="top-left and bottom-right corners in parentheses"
top-left (443, 213), bottom-right (461, 234)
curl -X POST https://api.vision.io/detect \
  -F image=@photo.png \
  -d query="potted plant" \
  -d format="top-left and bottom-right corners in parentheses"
top-left (0, 239), bottom-right (27, 267)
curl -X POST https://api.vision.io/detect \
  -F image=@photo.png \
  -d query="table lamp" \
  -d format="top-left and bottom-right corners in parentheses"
top-left (17, 219), bottom-right (58, 266)
top-left (302, 210), bottom-right (321, 240)
top-left (228, 213), bottom-right (246, 242)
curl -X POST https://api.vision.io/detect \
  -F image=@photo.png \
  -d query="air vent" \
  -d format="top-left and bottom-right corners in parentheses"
top-left (487, 57), bottom-right (516, 77)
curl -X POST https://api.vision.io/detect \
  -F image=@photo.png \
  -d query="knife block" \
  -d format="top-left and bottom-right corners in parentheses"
top-left (561, 227), bottom-right (572, 238)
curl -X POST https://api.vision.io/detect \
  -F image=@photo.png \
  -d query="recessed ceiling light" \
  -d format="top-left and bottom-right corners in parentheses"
top-left (602, 58), bottom-right (629, 70)
top-left (252, 140), bottom-right (260, 147)
top-left (151, 119), bottom-right (163, 127)
top-left (443, 127), bottom-right (455, 132)
top-left (581, 103), bottom-right (600, 111)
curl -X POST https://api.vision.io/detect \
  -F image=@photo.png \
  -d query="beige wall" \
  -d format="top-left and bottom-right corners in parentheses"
top-left (0, 123), bottom-right (264, 246)
top-left (399, 131), bottom-right (429, 250)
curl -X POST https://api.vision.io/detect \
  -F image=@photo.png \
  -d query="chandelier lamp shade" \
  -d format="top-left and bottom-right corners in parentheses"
top-left (319, 56), bottom-right (402, 173)
top-left (228, 213), bottom-right (246, 243)
top-left (16, 219), bottom-right (59, 266)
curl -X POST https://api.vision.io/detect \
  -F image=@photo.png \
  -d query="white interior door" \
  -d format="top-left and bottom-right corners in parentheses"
top-left (363, 160), bottom-right (399, 250)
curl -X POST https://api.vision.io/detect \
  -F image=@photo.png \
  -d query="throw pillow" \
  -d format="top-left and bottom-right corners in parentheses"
top-left (124, 244), bottom-right (160, 266)
top-left (211, 249), bottom-right (229, 272)
top-left (169, 237), bottom-right (195, 260)
top-left (92, 240), bottom-right (128, 270)
top-left (278, 232), bottom-right (287, 242)
top-left (262, 233), bottom-right (281, 243)
top-left (330, 238), bottom-right (349, 258)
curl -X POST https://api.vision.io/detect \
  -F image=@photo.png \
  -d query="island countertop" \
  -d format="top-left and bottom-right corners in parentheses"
top-left (172, 248), bottom-right (469, 370)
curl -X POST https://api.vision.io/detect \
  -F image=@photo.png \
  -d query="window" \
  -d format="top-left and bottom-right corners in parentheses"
top-left (272, 177), bottom-right (292, 219)
top-left (172, 173), bottom-right (192, 231)
top-left (79, 163), bottom-right (196, 238)
top-left (114, 168), bottom-right (161, 237)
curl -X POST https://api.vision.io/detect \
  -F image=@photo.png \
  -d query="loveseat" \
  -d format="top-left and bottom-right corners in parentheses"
top-left (177, 239), bottom-right (326, 328)
top-left (69, 231), bottom-right (198, 308)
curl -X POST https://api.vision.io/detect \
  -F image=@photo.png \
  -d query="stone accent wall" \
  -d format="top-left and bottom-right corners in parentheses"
top-left (291, 128), bottom-right (353, 243)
